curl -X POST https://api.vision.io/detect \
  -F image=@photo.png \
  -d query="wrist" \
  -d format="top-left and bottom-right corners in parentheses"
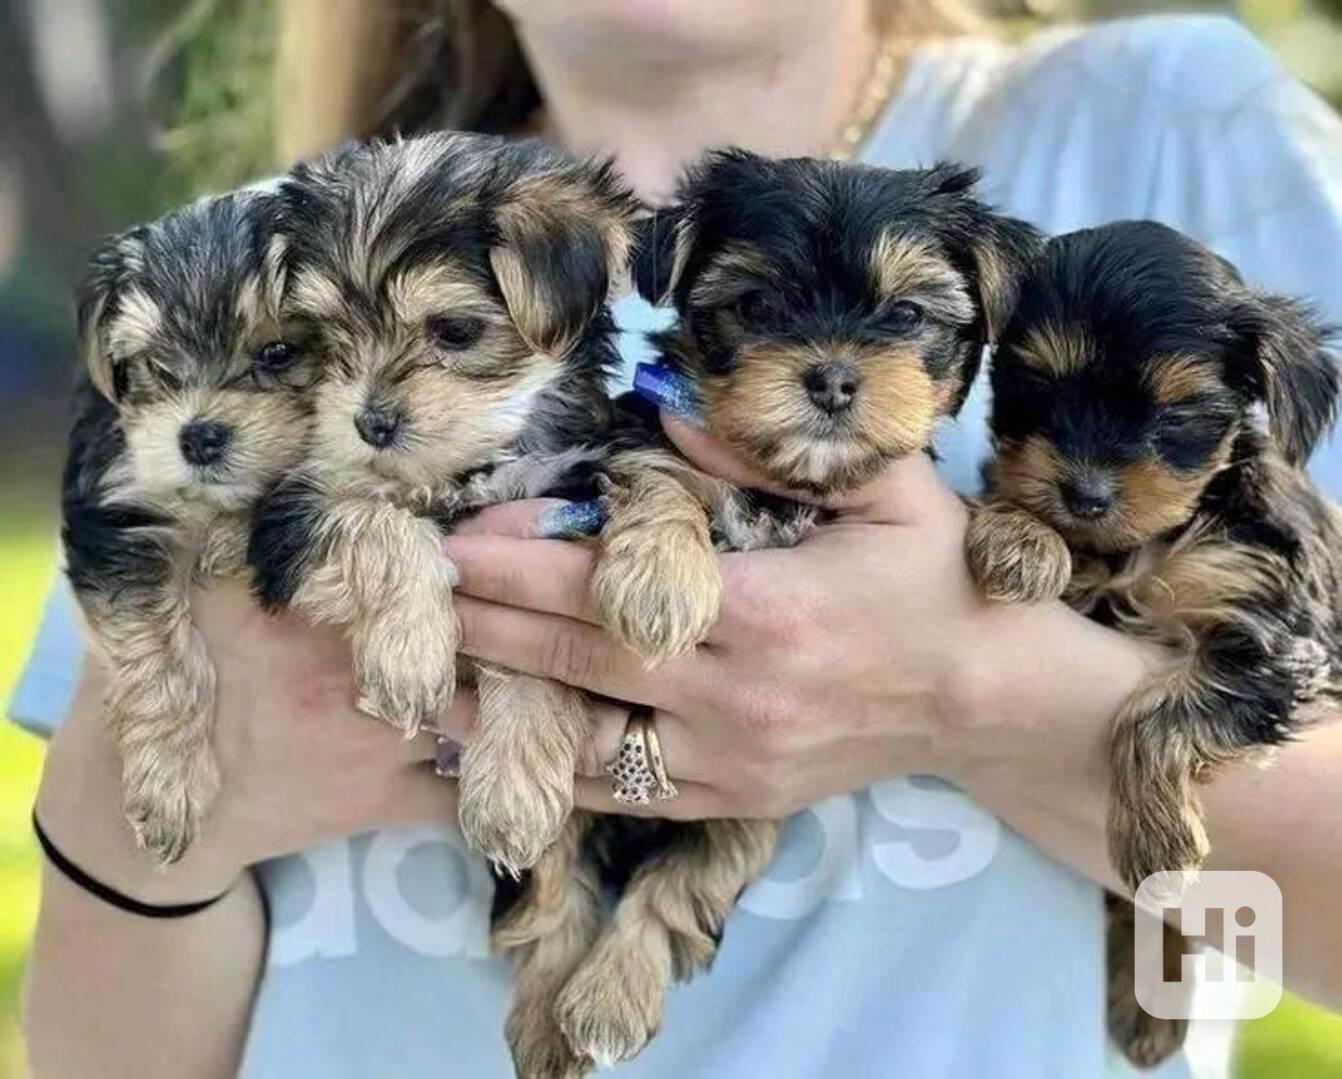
top-left (929, 599), bottom-right (1159, 793)
top-left (37, 671), bottom-right (244, 905)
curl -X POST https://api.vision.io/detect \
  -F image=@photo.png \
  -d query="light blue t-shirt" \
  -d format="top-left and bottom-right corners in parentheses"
top-left (13, 16), bottom-right (1342, 1078)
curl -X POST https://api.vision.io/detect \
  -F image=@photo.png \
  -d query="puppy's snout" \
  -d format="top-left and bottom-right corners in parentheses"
top-left (179, 420), bottom-right (233, 467)
top-left (803, 360), bottom-right (861, 415)
top-left (355, 404), bottom-right (403, 449)
top-left (1061, 473), bottom-right (1115, 520)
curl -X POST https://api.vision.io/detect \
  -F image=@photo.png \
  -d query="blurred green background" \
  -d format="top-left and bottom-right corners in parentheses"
top-left (2, 2), bottom-right (1342, 1076)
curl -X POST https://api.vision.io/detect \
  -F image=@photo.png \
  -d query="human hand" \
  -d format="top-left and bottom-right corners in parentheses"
top-left (36, 579), bottom-right (468, 903)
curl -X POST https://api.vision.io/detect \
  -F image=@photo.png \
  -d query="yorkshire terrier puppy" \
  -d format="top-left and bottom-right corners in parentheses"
top-left (496, 151), bottom-right (1042, 1078)
top-left (247, 134), bottom-right (637, 880)
top-left (64, 190), bottom-right (309, 864)
top-left (967, 220), bottom-right (1342, 1066)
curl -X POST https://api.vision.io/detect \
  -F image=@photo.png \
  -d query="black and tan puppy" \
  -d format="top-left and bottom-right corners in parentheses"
top-left (247, 134), bottom-right (637, 879)
top-left (64, 190), bottom-right (311, 863)
top-left (967, 220), bottom-right (1342, 1066)
top-left (497, 151), bottom-right (1042, 1078)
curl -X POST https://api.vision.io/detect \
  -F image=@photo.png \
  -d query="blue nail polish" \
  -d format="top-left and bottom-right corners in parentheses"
top-left (535, 499), bottom-right (606, 540)
top-left (633, 363), bottom-right (702, 424)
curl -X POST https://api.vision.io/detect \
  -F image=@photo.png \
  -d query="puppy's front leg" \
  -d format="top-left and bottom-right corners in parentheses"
top-left (496, 814), bottom-right (603, 1079)
top-left (964, 500), bottom-right (1073, 604)
top-left (1105, 893), bottom-right (1189, 1068)
top-left (251, 481), bottom-right (459, 735)
top-left (86, 571), bottom-right (221, 865)
top-left (459, 667), bottom-right (591, 874)
top-left (555, 818), bottom-right (780, 1067)
top-left (593, 449), bottom-right (727, 664)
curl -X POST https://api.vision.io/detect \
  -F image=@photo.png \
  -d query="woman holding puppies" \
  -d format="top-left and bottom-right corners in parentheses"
top-left (18, 1), bottom-right (1342, 1076)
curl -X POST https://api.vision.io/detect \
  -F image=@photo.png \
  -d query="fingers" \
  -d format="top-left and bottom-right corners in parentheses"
top-left (573, 777), bottom-right (731, 820)
top-left (453, 595), bottom-right (705, 707)
top-left (448, 498), bottom-right (567, 538)
top-left (444, 535), bottom-right (601, 624)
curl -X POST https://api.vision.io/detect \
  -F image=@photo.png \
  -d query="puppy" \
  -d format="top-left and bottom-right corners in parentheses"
top-left (496, 151), bottom-right (1042, 1078)
top-left (63, 190), bottom-right (309, 864)
top-left (967, 220), bottom-right (1342, 1066)
top-left (247, 134), bottom-right (637, 881)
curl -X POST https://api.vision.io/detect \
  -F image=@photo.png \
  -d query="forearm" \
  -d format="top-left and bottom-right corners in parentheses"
top-left (943, 601), bottom-right (1342, 1008)
top-left (24, 665), bottom-right (265, 1079)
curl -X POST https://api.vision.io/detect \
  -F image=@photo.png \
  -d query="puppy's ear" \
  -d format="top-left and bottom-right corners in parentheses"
top-left (1230, 292), bottom-right (1340, 465)
top-left (489, 158), bottom-right (638, 357)
top-left (631, 205), bottom-right (691, 307)
top-left (965, 213), bottom-right (1044, 342)
top-left (927, 163), bottom-right (1044, 342)
top-left (76, 231), bottom-right (143, 403)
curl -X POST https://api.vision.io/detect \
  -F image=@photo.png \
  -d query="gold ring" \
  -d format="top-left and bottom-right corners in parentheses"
top-left (607, 708), bottom-right (678, 805)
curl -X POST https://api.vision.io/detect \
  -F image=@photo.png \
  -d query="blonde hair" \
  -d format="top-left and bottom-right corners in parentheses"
top-left (272, 0), bottom-right (981, 166)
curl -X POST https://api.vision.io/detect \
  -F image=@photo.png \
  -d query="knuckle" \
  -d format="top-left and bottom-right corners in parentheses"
top-left (540, 628), bottom-right (599, 685)
top-left (731, 684), bottom-right (802, 759)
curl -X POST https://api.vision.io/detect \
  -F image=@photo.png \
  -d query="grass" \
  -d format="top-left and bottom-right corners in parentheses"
top-left (0, 503), bottom-right (58, 1077)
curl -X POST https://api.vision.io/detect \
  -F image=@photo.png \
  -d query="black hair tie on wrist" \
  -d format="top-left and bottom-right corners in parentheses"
top-left (31, 812), bottom-right (234, 919)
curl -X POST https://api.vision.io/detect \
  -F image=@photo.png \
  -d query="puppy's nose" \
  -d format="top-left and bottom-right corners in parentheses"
top-left (803, 361), bottom-right (861, 415)
top-left (355, 405), bottom-right (402, 449)
top-left (1061, 475), bottom-right (1115, 520)
top-left (179, 420), bottom-right (232, 467)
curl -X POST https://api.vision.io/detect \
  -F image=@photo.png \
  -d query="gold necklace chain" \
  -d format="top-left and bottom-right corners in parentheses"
top-left (830, 34), bottom-right (917, 161)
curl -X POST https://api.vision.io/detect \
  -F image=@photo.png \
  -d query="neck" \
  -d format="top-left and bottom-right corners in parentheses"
top-left (514, 3), bottom-right (880, 201)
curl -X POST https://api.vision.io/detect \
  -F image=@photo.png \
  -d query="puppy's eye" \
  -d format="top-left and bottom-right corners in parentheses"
top-left (733, 291), bottom-right (778, 327)
top-left (254, 341), bottom-right (299, 372)
top-left (1154, 413), bottom-right (1228, 468)
top-left (881, 300), bottom-right (925, 334)
top-left (149, 362), bottom-right (182, 392)
top-left (427, 315), bottom-right (486, 351)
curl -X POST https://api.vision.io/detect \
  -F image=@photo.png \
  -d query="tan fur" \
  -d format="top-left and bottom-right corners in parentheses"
top-left (992, 435), bottom-right (1236, 554)
top-left (965, 501), bottom-right (1073, 604)
top-left (459, 665), bottom-right (592, 875)
top-left (699, 340), bottom-right (944, 493)
top-left (1106, 894), bottom-right (1189, 1069)
top-left (496, 816), bottom-right (603, 1079)
top-left (868, 232), bottom-right (976, 325)
top-left (84, 561), bottom-right (221, 864)
top-left (385, 264), bottom-right (493, 327)
top-left (687, 243), bottom-right (777, 308)
top-left (290, 494), bottom-right (459, 734)
top-left (491, 170), bottom-right (635, 356)
top-left (1147, 353), bottom-right (1223, 405)
top-left (106, 287), bottom-right (165, 360)
top-left (972, 240), bottom-right (1021, 340)
top-left (307, 320), bottom-right (555, 493)
top-left (555, 819), bottom-right (780, 1068)
top-left (116, 388), bottom-right (311, 512)
top-left (1014, 322), bottom-right (1092, 377)
top-left (592, 451), bottom-right (727, 664)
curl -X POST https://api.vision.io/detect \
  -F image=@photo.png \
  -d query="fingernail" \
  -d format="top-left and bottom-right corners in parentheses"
top-left (633, 363), bottom-right (703, 425)
top-left (434, 737), bottom-right (461, 779)
top-left (534, 499), bottom-right (606, 539)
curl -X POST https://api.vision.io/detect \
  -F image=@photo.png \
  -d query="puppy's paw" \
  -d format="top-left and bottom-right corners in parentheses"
top-left (354, 608), bottom-right (459, 736)
top-left (555, 944), bottom-right (665, 1068)
top-left (507, 1003), bottom-right (592, 1079)
top-left (965, 507), bottom-right (1072, 605)
top-left (458, 761), bottom-right (573, 877)
top-left (593, 527), bottom-right (721, 664)
top-left (1109, 996), bottom-right (1188, 1071)
top-left (122, 745), bottom-right (221, 866)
